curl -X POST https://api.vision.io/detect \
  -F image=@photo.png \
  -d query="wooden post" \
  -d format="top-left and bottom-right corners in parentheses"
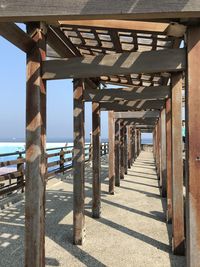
top-left (25, 22), bottom-right (47, 267)
top-left (120, 120), bottom-right (125, 179)
top-left (128, 126), bottom-right (132, 168)
top-left (60, 148), bottom-right (65, 174)
top-left (135, 128), bottom-right (138, 159)
top-left (108, 111), bottom-right (115, 194)
top-left (124, 124), bottom-right (128, 175)
top-left (131, 126), bottom-right (135, 164)
top-left (73, 78), bottom-right (85, 245)
top-left (160, 108), bottom-right (167, 197)
top-left (92, 102), bottom-right (101, 218)
top-left (115, 119), bottom-right (120, 187)
top-left (166, 97), bottom-right (173, 223)
top-left (17, 152), bottom-right (24, 193)
top-left (185, 26), bottom-right (200, 266)
top-left (171, 73), bottom-right (184, 255)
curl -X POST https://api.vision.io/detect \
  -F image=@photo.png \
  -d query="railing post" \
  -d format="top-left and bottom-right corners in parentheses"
top-left (17, 152), bottom-right (24, 193)
top-left (60, 148), bottom-right (65, 174)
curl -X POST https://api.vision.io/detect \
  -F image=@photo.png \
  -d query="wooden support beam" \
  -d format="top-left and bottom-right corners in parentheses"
top-left (42, 48), bottom-right (186, 80)
top-left (124, 124), bottom-right (128, 175)
top-left (1, 2), bottom-right (200, 22)
top-left (122, 118), bottom-right (157, 125)
top-left (120, 120), bottom-right (125, 179)
top-left (92, 102), bottom-right (101, 218)
top-left (186, 25), bottom-right (200, 266)
top-left (59, 20), bottom-right (186, 37)
top-left (131, 127), bottom-right (135, 164)
top-left (171, 73), bottom-right (184, 255)
top-left (128, 126), bottom-right (132, 168)
top-left (166, 97), bottom-right (172, 223)
top-left (160, 108), bottom-right (167, 197)
top-left (73, 79), bottom-right (85, 245)
top-left (115, 119), bottom-right (120, 187)
top-left (100, 99), bottom-right (165, 111)
top-left (25, 23), bottom-right (46, 267)
top-left (115, 111), bottom-right (159, 119)
top-left (108, 111), bottom-right (115, 194)
top-left (134, 128), bottom-right (138, 159)
top-left (84, 86), bottom-right (170, 102)
top-left (0, 22), bottom-right (35, 53)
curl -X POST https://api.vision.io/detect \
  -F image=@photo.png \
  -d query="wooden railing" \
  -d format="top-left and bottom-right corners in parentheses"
top-left (0, 143), bottom-right (109, 198)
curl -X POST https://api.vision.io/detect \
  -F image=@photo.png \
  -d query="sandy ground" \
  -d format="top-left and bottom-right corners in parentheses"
top-left (0, 151), bottom-right (186, 267)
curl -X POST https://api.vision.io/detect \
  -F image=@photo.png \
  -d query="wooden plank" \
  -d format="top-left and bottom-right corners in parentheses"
top-left (134, 128), bottom-right (138, 159)
top-left (114, 119), bottom-right (120, 187)
top-left (166, 97), bottom-right (172, 223)
top-left (100, 100), bottom-right (165, 111)
top-left (120, 120), bottom-right (125, 179)
top-left (115, 110), bottom-right (159, 119)
top-left (0, 22), bottom-right (35, 52)
top-left (186, 25), bottom-right (200, 266)
top-left (84, 86), bottom-right (170, 102)
top-left (131, 127), bottom-right (135, 164)
top-left (25, 23), bottom-right (46, 267)
top-left (122, 118), bottom-right (157, 124)
top-left (42, 48), bottom-right (186, 80)
top-left (92, 102), bottom-right (101, 218)
top-left (73, 79), bottom-right (85, 245)
top-left (59, 20), bottom-right (186, 37)
top-left (171, 73), bottom-right (184, 255)
top-left (108, 111), bottom-right (115, 194)
top-left (1, 1), bottom-right (200, 22)
top-left (160, 108), bottom-right (167, 197)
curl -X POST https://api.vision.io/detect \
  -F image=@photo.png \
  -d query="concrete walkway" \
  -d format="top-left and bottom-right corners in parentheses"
top-left (0, 151), bottom-right (185, 267)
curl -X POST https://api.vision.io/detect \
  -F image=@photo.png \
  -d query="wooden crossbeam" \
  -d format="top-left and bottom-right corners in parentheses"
top-left (0, 22), bottom-right (35, 53)
top-left (100, 100), bottom-right (165, 111)
top-left (59, 20), bottom-right (186, 37)
top-left (1, 1), bottom-right (200, 22)
top-left (115, 111), bottom-right (160, 119)
top-left (120, 118), bottom-right (157, 124)
top-left (84, 86), bottom-right (170, 102)
top-left (42, 48), bottom-right (185, 80)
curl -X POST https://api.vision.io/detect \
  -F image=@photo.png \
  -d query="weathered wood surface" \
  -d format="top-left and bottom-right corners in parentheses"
top-left (171, 73), bottom-right (184, 255)
top-left (166, 97), bottom-right (172, 223)
top-left (186, 26), bottom-right (200, 266)
top-left (84, 86), bottom-right (170, 102)
top-left (59, 20), bottom-right (186, 37)
top-left (115, 111), bottom-right (159, 119)
top-left (42, 49), bottom-right (186, 80)
top-left (0, 22), bottom-right (35, 53)
top-left (73, 79), bottom-right (85, 245)
top-left (114, 119), bottom-right (120, 187)
top-left (160, 108), bottom-right (167, 197)
top-left (92, 102), bottom-right (101, 218)
top-left (25, 23), bottom-right (46, 267)
top-left (128, 126), bottom-right (132, 168)
top-left (108, 111), bottom-right (115, 194)
top-left (1, 1), bottom-right (200, 21)
top-left (100, 100), bottom-right (165, 111)
top-left (124, 124), bottom-right (128, 174)
top-left (122, 118), bottom-right (157, 125)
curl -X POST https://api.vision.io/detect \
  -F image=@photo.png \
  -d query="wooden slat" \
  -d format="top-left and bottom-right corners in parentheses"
top-left (100, 100), bottom-right (165, 111)
top-left (108, 111), bottom-right (115, 194)
top-left (92, 102), bottom-right (101, 218)
top-left (59, 20), bottom-right (186, 37)
top-left (73, 79), bottom-right (85, 245)
top-left (0, 22), bottom-right (35, 52)
top-left (84, 86), bottom-right (170, 102)
top-left (186, 26), bottom-right (200, 266)
top-left (115, 110), bottom-right (159, 119)
top-left (42, 48), bottom-right (186, 80)
top-left (171, 73), bottom-right (184, 255)
top-left (1, 2), bottom-right (200, 22)
top-left (25, 23), bottom-right (46, 267)
top-left (0, 171), bottom-right (23, 181)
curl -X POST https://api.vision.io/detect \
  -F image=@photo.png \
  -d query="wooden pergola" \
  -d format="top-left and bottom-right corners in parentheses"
top-left (0, 1), bottom-right (200, 266)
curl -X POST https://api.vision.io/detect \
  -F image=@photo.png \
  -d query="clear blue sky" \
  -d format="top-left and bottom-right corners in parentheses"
top-left (0, 35), bottom-right (109, 141)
